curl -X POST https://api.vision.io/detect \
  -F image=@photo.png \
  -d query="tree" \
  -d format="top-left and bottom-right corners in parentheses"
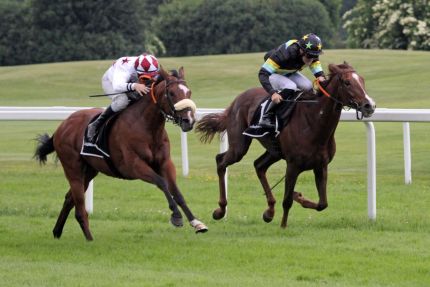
top-left (343, 0), bottom-right (430, 50)
top-left (0, 1), bottom-right (33, 65)
top-left (31, 0), bottom-right (145, 62)
top-left (154, 0), bottom-right (336, 56)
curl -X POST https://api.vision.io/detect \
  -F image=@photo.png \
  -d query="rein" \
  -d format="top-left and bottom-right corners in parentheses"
top-left (151, 78), bottom-right (189, 125)
top-left (149, 82), bottom-right (157, 103)
top-left (314, 78), bottom-right (344, 107)
top-left (314, 72), bottom-right (364, 120)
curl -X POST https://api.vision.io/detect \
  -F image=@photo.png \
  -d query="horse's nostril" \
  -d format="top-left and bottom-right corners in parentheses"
top-left (363, 103), bottom-right (373, 111)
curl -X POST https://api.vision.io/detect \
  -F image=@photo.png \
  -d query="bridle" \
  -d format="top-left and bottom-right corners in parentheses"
top-left (149, 78), bottom-right (191, 126)
top-left (314, 70), bottom-right (365, 120)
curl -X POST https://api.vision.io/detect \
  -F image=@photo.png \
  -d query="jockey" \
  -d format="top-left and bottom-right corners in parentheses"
top-left (258, 33), bottom-right (326, 128)
top-left (87, 53), bottom-right (160, 143)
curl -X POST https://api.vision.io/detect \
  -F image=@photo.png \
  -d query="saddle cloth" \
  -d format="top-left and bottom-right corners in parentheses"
top-left (80, 112), bottom-right (125, 178)
top-left (243, 95), bottom-right (297, 138)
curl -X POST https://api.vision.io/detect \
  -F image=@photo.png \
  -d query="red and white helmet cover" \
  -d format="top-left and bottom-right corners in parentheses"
top-left (134, 54), bottom-right (159, 77)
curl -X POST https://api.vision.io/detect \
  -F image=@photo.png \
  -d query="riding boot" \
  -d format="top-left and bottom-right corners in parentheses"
top-left (279, 88), bottom-right (296, 100)
top-left (87, 106), bottom-right (115, 143)
top-left (258, 100), bottom-right (278, 129)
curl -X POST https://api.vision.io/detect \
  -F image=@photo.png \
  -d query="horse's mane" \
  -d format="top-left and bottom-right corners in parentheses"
top-left (169, 69), bottom-right (179, 78)
top-left (311, 62), bottom-right (355, 99)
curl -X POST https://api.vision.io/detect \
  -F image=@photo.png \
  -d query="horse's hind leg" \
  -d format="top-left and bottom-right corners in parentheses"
top-left (254, 151), bottom-right (281, 223)
top-left (213, 134), bottom-right (252, 220)
top-left (53, 189), bottom-right (74, 239)
top-left (69, 179), bottom-right (93, 241)
top-left (53, 167), bottom-right (98, 239)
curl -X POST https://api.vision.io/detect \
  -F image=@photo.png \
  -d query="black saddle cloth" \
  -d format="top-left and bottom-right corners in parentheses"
top-left (243, 94), bottom-right (297, 138)
top-left (80, 112), bottom-right (125, 178)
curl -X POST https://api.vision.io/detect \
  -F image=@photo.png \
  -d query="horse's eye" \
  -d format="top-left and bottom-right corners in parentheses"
top-left (344, 80), bottom-right (351, 86)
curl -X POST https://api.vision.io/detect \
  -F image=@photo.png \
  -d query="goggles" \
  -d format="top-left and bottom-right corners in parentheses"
top-left (305, 52), bottom-right (319, 59)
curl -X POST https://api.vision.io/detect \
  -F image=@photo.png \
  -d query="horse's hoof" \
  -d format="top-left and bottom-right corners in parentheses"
top-left (190, 219), bottom-right (208, 233)
top-left (212, 208), bottom-right (225, 220)
top-left (262, 210), bottom-right (274, 223)
top-left (170, 216), bottom-right (184, 227)
top-left (316, 203), bottom-right (328, 212)
top-left (196, 227), bottom-right (208, 233)
top-left (280, 217), bottom-right (288, 229)
top-left (52, 229), bottom-right (62, 239)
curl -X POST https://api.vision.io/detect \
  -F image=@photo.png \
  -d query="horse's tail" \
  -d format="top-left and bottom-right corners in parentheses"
top-left (195, 109), bottom-right (229, 143)
top-left (34, 133), bottom-right (55, 165)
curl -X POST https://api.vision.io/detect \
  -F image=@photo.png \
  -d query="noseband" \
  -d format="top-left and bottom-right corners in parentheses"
top-left (151, 78), bottom-right (192, 125)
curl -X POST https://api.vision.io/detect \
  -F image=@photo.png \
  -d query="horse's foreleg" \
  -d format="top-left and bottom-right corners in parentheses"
top-left (254, 152), bottom-right (281, 223)
top-left (162, 159), bottom-right (208, 233)
top-left (313, 165), bottom-right (328, 211)
top-left (281, 165), bottom-right (300, 228)
top-left (134, 161), bottom-right (183, 227)
top-left (293, 166), bottom-right (328, 210)
top-left (293, 191), bottom-right (319, 209)
top-left (53, 190), bottom-right (74, 239)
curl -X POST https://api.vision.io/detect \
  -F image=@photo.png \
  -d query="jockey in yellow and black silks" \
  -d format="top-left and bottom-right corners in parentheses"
top-left (258, 33), bottom-right (326, 128)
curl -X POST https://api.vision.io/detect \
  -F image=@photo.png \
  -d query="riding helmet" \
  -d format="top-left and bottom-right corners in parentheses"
top-left (134, 54), bottom-right (160, 77)
top-left (298, 33), bottom-right (323, 58)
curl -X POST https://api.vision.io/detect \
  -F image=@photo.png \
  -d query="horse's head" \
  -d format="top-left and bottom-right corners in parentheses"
top-left (148, 67), bottom-right (197, 132)
top-left (325, 62), bottom-right (376, 118)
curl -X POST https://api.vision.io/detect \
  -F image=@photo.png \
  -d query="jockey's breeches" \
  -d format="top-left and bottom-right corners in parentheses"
top-left (101, 74), bottom-right (130, 112)
top-left (269, 72), bottom-right (313, 92)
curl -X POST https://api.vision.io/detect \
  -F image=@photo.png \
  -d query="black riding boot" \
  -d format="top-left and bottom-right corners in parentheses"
top-left (279, 88), bottom-right (296, 100)
top-left (258, 100), bottom-right (278, 129)
top-left (87, 106), bottom-right (115, 143)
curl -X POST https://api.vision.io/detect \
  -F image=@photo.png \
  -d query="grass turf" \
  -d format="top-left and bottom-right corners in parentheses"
top-left (0, 50), bottom-right (430, 286)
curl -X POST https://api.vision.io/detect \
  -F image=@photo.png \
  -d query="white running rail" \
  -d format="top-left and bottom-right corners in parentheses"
top-left (2, 106), bottom-right (430, 219)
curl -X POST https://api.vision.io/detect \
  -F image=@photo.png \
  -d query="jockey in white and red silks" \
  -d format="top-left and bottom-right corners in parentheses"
top-left (87, 53), bottom-right (160, 142)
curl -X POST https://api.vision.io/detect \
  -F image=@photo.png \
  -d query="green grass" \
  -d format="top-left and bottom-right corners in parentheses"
top-left (1, 50), bottom-right (430, 286)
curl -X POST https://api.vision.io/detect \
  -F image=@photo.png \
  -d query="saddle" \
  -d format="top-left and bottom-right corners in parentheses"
top-left (243, 92), bottom-right (298, 138)
top-left (81, 112), bottom-right (125, 178)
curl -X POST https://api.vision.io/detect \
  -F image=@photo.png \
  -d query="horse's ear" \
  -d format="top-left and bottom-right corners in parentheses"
top-left (178, 66), bottom-right (185, 79)
top-left (343, 61), bottom-right (349, 66)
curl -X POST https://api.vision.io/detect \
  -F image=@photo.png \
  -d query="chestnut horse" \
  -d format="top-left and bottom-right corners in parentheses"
top-left (34, 67), bottom-right (208, 240)
top-left (196, 63), bottom-right (376, 228)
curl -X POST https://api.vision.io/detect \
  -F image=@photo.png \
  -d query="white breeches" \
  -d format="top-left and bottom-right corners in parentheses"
top-left (101, 73), bottom-right (130, 112)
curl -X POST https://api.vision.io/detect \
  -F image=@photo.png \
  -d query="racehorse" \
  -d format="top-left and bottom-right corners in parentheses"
top-left (195, 62), bottom-right (376, 228)
top-left (34, 67), bottom-right (208, 241)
